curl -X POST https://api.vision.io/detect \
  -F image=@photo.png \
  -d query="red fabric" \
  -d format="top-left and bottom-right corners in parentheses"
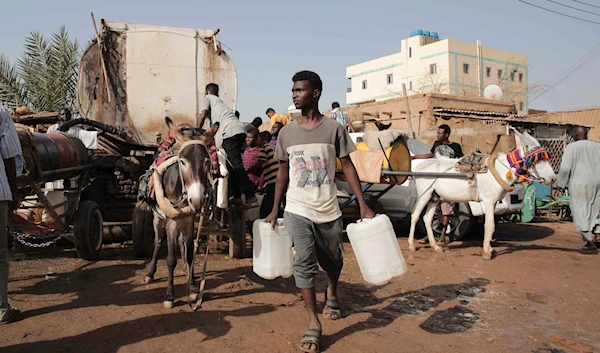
top-left (155, 125), bottom-right (220, 177)
top-left (243, 146), bottom-right (263, 188)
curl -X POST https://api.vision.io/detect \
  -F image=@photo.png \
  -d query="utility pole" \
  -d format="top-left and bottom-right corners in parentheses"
top-left (402, 83), bottom-right (415, 138)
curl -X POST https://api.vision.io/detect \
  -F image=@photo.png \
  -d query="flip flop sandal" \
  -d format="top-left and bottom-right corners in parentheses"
top-left (580, 244), bottom-right (598, 254)
top-left (322, 299), bottom-right (341, 320)
top-left (0, 308), bottom-right (21, 324)
top-left (418, 238), bottom-right (429, 245)
top-left (299, 329), bottom-right (321, 353)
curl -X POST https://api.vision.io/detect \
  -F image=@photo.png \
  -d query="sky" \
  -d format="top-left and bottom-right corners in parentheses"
top-left (1, 0), bottom-right (599, 123)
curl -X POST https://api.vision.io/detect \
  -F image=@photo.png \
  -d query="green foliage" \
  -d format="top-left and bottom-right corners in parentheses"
top-left (0, 26), bottom-right (80, 112)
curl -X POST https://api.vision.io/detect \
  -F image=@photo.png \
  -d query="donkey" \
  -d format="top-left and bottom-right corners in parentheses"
top-left (408, 130), bottom-right (556, 260)
top-left (143, 117), bottom-right (218, 309)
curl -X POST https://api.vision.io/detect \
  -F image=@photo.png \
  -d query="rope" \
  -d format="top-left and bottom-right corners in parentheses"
top-left (152, 139), bottom-right (211, 219)
top-left (487, 156), bottom-right (515, 192)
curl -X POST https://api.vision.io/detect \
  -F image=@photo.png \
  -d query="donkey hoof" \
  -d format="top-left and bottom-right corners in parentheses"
top-left (482, 252), bottom-right (493, 260)
top-left (144, 276), bottom-right (153, 284)
top-left (434, 246), bottom-right (444, 253)
top-left (408, 245), bottom-right (416, 252)
top-left (163, 301), bottom-right (174, 309)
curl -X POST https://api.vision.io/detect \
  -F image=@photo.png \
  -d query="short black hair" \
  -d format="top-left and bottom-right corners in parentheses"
top-left (235, 110), bottom-right (240, 118)
top-left (259, 131), bottom-right (272, 143)
top-left (251, 117), bottom-right (263, 128)
top-left (292, 70), bottom-right (323, 91)
top-left (273, 121), bottom-right (284, 129)
top-left (332, 102), bottom-right (340, 109)
top-left (266, 108), bottom-right (275, 115)
top-left (438, 124), bottom-right (451, 136)
top-left (206, 83), bottom-right (219, 95)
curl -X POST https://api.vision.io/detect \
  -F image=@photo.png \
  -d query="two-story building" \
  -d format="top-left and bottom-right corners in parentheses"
top-left (346, 31), bottom-right (529, 115)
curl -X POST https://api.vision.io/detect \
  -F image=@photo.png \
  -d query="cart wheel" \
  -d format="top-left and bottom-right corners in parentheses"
top-left (74, 201), bottom-right (103, 260)
top-left (132, 201), bottom-right (155, 258)
top-left (228, 204), bottom-right (246, 259)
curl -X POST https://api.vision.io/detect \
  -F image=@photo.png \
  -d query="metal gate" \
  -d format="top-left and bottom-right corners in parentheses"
top-left (534, 125), bottom-right (568, 173)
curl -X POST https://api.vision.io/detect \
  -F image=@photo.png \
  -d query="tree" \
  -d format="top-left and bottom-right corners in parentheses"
top-left (0, 26), bottom-right (80, 112)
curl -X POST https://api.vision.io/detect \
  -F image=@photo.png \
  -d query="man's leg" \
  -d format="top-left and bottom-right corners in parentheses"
top-left (283, 212), bottom-right (321, 352)
top-left (259, 183), bottom-right (276, 219)
top-left (439, 201), bottom-right (455, 244)
top-left (580, 231), bottom-right (597, 251)
top-left (222, 134), bottom-right (256, 204)
top-left (0, 201), bottom-right (18, 323)
top-left (314, 217), bottom-right (344, 320)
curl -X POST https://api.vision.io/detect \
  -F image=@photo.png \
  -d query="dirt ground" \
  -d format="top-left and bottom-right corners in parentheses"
top-left (1, 220), bottom-right (599, 353)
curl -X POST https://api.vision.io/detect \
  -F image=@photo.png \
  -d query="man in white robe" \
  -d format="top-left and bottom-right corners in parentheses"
top-left (557, 126), bottom-right (600, 252)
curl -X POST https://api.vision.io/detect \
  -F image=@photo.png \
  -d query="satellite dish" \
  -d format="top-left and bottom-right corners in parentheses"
top-left (483, 84), bottom-right (504, 101)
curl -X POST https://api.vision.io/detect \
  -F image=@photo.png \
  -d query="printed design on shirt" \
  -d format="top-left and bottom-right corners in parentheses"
top-left (290, 149), bottom-right (331, 188)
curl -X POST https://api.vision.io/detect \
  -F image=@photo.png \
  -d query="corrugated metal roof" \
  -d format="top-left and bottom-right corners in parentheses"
top-left (433, 108), bottom-right (524, 118)
top-left (528, 108), bottom-right (600, 128)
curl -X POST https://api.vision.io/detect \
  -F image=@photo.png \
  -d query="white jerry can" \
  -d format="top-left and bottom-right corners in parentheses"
top-left (346, 214), bottom-right (408, 285)
top-left (252, 219), bottom-right (294, 280)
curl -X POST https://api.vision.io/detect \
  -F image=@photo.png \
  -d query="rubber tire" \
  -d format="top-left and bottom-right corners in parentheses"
top-left (132, 201), bottom-right (155, 258)
top-left (228, 205), bottom-right (246, 259)
top-left (74, 201), bottom-right (103, 260)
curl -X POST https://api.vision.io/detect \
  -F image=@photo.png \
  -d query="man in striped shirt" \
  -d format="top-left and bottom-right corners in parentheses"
top-left (0, 107), bottom-right (22, 324)
top-left (329, 102), bottom-right (355, 132)
top-left (258, 131), bottom-right (279, 219)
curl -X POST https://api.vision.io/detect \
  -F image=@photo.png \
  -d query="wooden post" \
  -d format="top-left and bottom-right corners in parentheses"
top-left (91, 12), bottom-right (111, 103)
top-left (402, 83), bottom-right (415, 139)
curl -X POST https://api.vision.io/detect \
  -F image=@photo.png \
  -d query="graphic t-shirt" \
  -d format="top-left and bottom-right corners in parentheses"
top-left (275, 117), bottom-right (356, 223)
top-left (431, 141), bottom-right (464, 158)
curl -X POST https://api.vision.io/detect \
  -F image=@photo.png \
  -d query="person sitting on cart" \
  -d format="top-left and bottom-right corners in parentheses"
top-left (196, 83), bottom-right (257, 207)
top-left (258, 131), bottom-right (281, 219)
top-left (243, 127), bottom-right (264, 190)
top-left (413, 124), bottom-right (463, 245)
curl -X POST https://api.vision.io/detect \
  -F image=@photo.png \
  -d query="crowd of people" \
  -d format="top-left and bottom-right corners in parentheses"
top-left (1, 70), bottom-right (598, 353)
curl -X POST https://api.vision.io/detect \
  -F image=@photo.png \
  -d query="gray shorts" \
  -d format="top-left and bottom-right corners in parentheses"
top-left (283, 212), bottom-right (344, 289)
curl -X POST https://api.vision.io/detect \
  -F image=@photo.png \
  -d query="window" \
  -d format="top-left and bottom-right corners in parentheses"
top-left (430, 63), bottom-right (437, 74)
top-left (362, 80), bottom-right (367, 90)
top-left (498, 69), bottom-right (503, 79)
top-left (519, 73), bottom-right (523, 83)
top-left (409, 81), bottom-right (413, 90)
top-left (409, 47), bottom-right (412, 58)
top-left (386, 74), bottom-right (393, 84)
top-left (519, 102), bottom-right (524, 111)
top-left (510, 72), bottom-right (515, 81)
top-left (463, 63), bottom-right (470, 74)
top-left (486, 67), bottom-right (491, 78)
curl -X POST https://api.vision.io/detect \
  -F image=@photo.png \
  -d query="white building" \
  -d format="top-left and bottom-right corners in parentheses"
top-left (346, 31), bottom-right (529, 115)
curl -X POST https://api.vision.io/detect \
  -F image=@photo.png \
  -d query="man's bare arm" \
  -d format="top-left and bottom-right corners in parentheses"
top-left (265, 160), bottom-right (289, 228)
top-left (340, 156), bottom-right (374, 219)
top-left (196, 110), bottom-right (209, 129)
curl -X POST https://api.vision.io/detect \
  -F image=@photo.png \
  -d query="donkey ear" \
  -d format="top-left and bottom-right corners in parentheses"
top-left (165, 117), bottom-right (190, 143)
top-left (200, 123), bottom-right (219, 143)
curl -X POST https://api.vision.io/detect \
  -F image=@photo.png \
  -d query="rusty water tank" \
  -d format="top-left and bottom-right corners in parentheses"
top-left (32, 132), bottom-right (88, 182)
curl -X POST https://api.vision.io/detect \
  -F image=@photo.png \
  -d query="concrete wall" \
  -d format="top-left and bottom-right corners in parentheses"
top-left (346, 35), bottom-right (529, 114)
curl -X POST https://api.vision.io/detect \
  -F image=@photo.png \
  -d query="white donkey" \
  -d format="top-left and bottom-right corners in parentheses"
top-left (408, 129), bottom-right (556, 260)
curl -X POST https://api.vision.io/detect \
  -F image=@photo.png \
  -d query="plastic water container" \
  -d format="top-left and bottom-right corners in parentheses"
top-left (346, 214), bottom-right (407, 285)
top-left (253, 219), bottom-right (294, 280)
